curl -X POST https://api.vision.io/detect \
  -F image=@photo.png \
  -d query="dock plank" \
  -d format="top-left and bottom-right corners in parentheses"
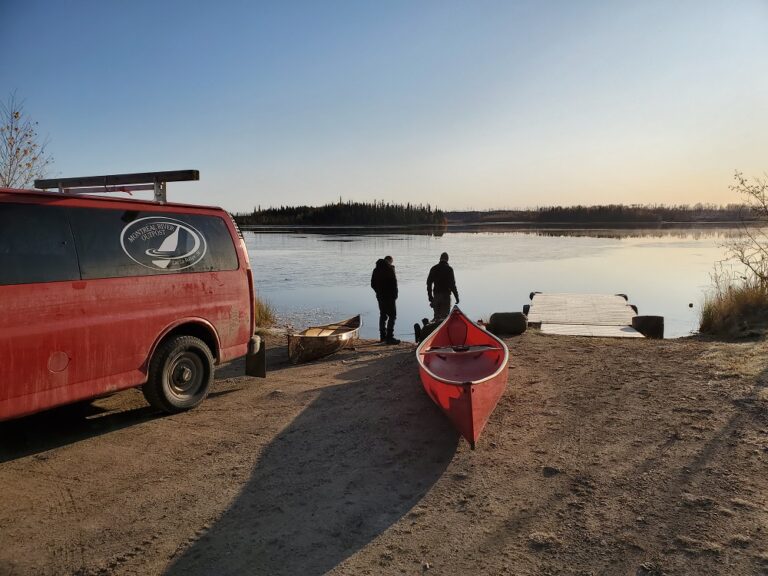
top-left (527, 292), bottom-right (642, 338)
top-left (527, 293), bottom-right (636, 326)
top-left (540, 323), bottom-right (643, 338)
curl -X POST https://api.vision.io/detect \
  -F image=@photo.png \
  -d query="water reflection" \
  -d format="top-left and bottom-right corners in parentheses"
top-left (243, 223), bottom-right (746, 240)
top-left (243, 223), bottom-right (448, 237)
top-left (529, 228), bottom-right (744, 240)
top-left (247, 227), bottom-right (739, 340)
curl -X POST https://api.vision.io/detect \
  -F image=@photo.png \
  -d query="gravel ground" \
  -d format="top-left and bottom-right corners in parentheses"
top-left (1, 331), bottom-right (767, 576)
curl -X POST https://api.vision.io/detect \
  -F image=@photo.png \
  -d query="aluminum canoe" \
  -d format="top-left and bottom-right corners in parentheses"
top-left (287, 315), bottom-right (361, 364)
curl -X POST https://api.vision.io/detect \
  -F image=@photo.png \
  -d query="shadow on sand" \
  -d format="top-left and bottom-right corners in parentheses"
top-left (166, 349), bottom-right (458, 576)
top-left (0, 347), bottom-right (288, 464)
top-left (0, 400), bottom-right (156, 464)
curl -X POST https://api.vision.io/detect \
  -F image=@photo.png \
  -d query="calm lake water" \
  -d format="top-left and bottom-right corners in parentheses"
top-left (245, 227), bottom-right (741, 340)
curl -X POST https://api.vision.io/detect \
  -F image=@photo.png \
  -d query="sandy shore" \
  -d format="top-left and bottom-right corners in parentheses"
top-left (0, 330), bottom-right (767, 575)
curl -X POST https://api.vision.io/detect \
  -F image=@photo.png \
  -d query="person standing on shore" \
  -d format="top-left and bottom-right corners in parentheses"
top-left (371, 255), bottom-right (400, 344)
top-left (427, 252), bottom-right (459, 322)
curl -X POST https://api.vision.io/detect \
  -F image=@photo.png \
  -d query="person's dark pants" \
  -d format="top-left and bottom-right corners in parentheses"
top-left (377, 296), bottom-right (397, 340)
top-left (432, 292), bottom-right (452, 322)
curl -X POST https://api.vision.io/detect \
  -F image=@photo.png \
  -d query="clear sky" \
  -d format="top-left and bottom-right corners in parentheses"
top-left (2, 1), bottom-right (767, 212)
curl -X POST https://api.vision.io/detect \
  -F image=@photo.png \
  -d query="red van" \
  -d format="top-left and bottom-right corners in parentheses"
top-left (0, 171), bottom-right (265, 422)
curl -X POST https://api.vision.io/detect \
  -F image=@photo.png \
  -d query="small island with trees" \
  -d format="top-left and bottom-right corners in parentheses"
top-left (234, 200), bottom-right (446, 227)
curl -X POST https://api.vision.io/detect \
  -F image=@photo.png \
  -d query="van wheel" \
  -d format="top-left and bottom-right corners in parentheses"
top-left (143, 335), bottom-right (214, 414)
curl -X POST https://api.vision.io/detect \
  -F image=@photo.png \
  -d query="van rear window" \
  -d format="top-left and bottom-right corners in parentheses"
top-left (0, 204), bottom-right (80, 285)
top-left (67, 207), bottom-right (239, 279)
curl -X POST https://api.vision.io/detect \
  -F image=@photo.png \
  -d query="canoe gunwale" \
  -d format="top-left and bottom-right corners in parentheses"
top-left (290, 315), bottom-right (361, 339)
top-left (415, 307), bottom-right (510, 386)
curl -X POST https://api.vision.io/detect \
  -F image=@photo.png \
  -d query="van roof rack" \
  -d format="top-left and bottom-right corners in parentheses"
top-left (34, 170), bottom-right (199, 203)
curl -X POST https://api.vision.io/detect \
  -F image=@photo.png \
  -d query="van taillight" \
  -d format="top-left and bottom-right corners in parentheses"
top-left (240, 238), bottom-right (251, 266)
top-left (247, 267), bottom-right (256, 336)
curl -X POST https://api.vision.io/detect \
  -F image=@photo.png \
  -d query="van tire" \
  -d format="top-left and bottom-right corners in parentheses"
top-left (143, 335), bottom-right (214, 414)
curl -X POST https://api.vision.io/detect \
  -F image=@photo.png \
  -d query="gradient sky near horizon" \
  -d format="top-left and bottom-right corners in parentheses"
top-left (2, 1), bottom-right (767, 212)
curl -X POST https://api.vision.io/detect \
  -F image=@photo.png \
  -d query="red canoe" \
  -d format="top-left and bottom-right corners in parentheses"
top-left (416, 307), bottom-right (509, 448)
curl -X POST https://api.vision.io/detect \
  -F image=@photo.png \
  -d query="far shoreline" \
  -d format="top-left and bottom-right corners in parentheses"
top-left (240, 221), bottom-right (751, 234)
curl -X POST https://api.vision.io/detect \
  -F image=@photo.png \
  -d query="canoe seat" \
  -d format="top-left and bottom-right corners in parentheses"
top-left (421, 345), bottom-right (502, 355)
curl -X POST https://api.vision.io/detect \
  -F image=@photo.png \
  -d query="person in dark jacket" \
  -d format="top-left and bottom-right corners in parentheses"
top-left (371, 255), bottom-right (400, 344)
top-left (427, 252), bottom-right (459, 321)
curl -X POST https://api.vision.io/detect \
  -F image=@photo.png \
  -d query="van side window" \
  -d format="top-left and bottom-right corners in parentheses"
top-left (0, 204), bottom-right (80, 285)
top-left (67, 207), bottom-right (239, 279)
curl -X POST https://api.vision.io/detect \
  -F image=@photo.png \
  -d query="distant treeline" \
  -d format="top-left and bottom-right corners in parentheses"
top-left (234, 202), bottom-right (761, 226)
top-left (448, 204), bottom-right (759, 224)
top-left (234, 201), bottom-right (446, 226)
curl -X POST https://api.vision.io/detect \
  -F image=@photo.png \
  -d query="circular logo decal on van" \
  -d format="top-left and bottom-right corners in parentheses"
top-left (120, 217), bottom-right (207, 271)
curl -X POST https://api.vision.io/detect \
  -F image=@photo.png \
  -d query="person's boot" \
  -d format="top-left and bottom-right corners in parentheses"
top-left (386, 336), bottom-right (401, 345)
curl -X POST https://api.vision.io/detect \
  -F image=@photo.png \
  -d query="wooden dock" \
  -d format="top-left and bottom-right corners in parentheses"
top-left (526, 292), bottom-right (644, 338)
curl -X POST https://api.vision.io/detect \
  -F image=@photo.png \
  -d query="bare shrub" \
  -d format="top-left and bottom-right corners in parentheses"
top-left (254, 296), bottom-right (276, 327)
top-left (0, 92), bottom-right (53, 188)
top-left (700, 172), bottom-right (768, 336)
